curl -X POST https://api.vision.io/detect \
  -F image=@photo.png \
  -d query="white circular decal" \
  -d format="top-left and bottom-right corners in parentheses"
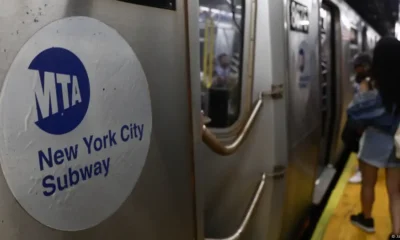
top-left (0, 17), bottom-right (152, 231)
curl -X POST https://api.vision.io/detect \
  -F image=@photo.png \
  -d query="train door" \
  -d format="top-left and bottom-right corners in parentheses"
top-left (195, 0), bottom-right (289, 239)
top-left (0, 1), bottom-right (199, 239)
top-left (313, 3), bottom-right (337, 204)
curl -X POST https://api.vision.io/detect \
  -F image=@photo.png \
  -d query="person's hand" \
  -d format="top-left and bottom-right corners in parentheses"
top-left (359, 80), bottom-right (369, 92)
top-left (200, 111), bottom-right (211, 130)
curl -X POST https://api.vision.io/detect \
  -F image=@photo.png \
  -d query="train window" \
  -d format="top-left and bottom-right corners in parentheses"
top-left (118, 0), bottom-right (176, 10)
top-left (199, 0), bottom-right (244, 129)
top-left (350, 27), bottom-right (358, 45)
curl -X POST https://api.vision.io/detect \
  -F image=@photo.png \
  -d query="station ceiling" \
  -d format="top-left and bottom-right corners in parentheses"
top-left (345, 0), bottom-right (399, 36)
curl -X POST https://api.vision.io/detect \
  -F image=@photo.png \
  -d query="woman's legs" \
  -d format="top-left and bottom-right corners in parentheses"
top-left (386, 168), bottom-right (400, 234)
top-left (359, 160), bottom-right (378, 218)
top-left (350, 160), bottom-right (378, 232)
top-left (349, 163), bottom-right (362, 183)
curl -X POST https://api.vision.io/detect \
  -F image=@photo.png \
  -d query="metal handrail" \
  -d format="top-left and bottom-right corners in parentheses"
top-left (202, 92), bottom-right (264, 156)
top-left (205, 173), bottom-right (266, 240)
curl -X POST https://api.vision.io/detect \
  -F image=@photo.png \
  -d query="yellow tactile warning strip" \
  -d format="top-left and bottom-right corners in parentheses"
top-left (311, 154), bottom-right (392, 240)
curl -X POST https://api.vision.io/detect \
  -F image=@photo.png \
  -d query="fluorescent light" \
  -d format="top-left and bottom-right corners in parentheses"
top-left (320, 8), bottom-right (327, 18)
top-left (299, 20), bottom-right (310, 26)
top-left (210, 8), bottom-right (220, 14)
top-left (199, 7), bottom-right (238, 18)
top-left (200, 6), bottom-right (210, 11)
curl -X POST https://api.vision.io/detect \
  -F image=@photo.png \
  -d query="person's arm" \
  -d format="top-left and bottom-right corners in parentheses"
top-left (347, 90), bottom-right (385, 120)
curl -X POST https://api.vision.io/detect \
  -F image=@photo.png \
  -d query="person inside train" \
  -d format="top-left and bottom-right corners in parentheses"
top-left (346, 37), bottom-right (400, 239)
top-left (348, 52), bottom-right (373, 184)
top-left (213, 53), bottom-right (232, 88)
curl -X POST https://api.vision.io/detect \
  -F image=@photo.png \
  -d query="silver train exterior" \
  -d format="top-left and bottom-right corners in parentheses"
top-left (0, 0), bottom-right (381, 240)
top-left (198, 0), bottom-right (380, 239)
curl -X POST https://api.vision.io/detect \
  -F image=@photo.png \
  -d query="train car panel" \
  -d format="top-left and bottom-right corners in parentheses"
top-left (197, 0), bottom-right (290, 239)
top-left (280, 0), bottom-right (321, 238)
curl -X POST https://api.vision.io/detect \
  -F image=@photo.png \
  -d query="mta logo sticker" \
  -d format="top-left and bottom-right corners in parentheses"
top-left (29, 48), bottom-right (90, 135)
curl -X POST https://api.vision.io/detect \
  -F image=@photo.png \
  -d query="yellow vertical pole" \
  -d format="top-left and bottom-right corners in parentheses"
top-left (203, 18), bottom-right (209, 86)
top-left (202, 14), bottom-right (216, 89)
top-left (207, 20), bottom-right (215, 88)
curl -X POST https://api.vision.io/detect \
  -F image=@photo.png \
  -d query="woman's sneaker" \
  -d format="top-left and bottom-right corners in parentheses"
top-left (350, 213), bottom-right (375, 233)
top-left (349, 171), bottom-right (362, 184)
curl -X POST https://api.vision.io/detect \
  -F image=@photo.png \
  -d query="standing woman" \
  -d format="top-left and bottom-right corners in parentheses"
top-left (348, 52), bottom-right (373, 184)
top-left (346, 37), bottom-right (400, 239)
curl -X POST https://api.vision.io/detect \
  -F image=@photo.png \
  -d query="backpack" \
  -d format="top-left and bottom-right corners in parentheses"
top-left (341, 115), bottom-right (366, 153)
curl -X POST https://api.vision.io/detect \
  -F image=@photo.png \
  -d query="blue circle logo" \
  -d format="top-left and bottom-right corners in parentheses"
top-left (299, 48), bottom-right (305, 73)
top-left (29, 47), bottom-right (90, 135)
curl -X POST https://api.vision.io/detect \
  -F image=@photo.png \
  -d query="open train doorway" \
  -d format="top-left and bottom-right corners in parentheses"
top-left (313, 3), bottom-right (338, 204)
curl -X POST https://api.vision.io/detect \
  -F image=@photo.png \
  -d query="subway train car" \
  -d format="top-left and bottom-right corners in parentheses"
top-left (0, 0), bottom-right (380, 240)
top-left (199, 0), bottom-right (380, 239)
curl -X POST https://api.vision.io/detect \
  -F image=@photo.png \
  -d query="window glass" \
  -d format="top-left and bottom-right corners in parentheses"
top-left (347, 28), bottom-right (361, 88)
top-left (350, 27), bottom-right (358, 45)
top-left (199, 0), bottom-right (244, 128)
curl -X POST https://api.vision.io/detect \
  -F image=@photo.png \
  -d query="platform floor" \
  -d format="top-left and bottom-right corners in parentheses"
top-left (311, 154), bottom-right (391, 240)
